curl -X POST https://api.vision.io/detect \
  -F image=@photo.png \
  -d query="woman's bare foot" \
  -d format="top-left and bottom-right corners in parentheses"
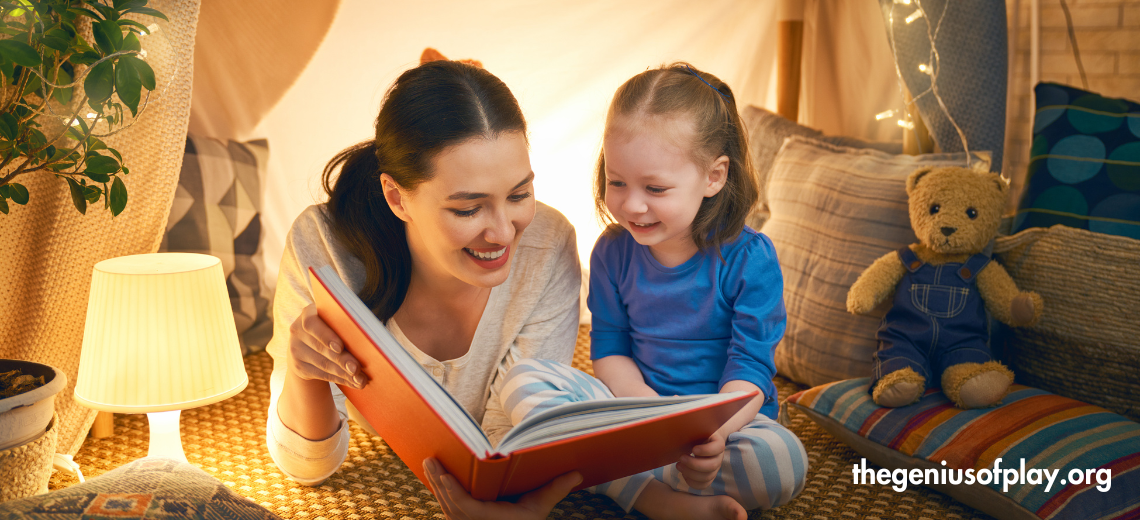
top-left (632, 480), bottom-right (745, 520)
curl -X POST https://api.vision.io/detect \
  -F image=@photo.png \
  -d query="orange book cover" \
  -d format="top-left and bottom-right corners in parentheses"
top-left (310, 266), bottom-right (755, 500)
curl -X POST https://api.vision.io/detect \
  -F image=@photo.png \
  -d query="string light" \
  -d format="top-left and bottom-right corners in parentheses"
top-left (876, 0), bottom-right (973, 167)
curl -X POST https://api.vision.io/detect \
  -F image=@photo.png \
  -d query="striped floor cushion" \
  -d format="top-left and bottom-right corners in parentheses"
top-left (784, 378), bottom-right (1140, 520)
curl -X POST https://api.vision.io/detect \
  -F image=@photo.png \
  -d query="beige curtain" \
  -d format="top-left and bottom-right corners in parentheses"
top-left (189, 0), bottom-right (341, 141)
top-left (0, 0), bottom-right (201, 456)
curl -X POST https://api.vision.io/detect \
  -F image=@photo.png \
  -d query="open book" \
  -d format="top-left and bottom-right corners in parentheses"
top-left (309, 265), bottom-right (755, 500)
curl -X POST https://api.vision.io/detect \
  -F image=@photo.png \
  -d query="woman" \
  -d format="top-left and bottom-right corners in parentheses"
top-left (265, 60), bottom-right (583, 519)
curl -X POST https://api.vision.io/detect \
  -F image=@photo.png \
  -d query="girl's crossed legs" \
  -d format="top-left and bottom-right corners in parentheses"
top-left (498, 359), bottom-right (808, 514)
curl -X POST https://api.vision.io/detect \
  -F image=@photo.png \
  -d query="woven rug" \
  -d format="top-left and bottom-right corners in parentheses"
top-left (49, 325), bottom-right (994, 519)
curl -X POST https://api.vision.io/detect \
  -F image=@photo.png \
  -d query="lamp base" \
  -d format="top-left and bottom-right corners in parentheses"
top-left (146, 410), bottom-right (187, 463)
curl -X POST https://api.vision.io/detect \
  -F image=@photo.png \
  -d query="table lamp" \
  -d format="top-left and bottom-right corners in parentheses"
top-left (75, 253), bottom-right (248, 462)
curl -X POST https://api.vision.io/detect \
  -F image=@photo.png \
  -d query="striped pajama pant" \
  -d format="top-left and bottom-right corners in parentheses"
top-left (499, 359), bottom-right (809, 513)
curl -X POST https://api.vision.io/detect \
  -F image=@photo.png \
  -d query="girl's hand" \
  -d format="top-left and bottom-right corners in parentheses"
top-left (677, 430), bottom-right (727, 490)
top-left (287, 303), bottom-right (366, 389)
top-left (423, 458), bottom-right (581, 520)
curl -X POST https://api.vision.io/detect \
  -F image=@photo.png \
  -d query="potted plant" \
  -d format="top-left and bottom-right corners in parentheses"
top-left (0, 359), bottom-right (66, 501)
top-left (0, 0), bottom-right (166, 217)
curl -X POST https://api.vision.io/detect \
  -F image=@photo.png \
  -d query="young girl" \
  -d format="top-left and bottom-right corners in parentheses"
top-left (499, 63), bottom-right (808, 520)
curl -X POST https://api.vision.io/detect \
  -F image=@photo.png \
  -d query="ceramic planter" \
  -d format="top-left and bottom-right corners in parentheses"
top-left (0, 359), bottom-right (67, 452)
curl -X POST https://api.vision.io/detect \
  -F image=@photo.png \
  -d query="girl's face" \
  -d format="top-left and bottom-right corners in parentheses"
top-left (602, 116), bottom-right (727, 266)
top-left (383, 132), bottom-right (536, 289)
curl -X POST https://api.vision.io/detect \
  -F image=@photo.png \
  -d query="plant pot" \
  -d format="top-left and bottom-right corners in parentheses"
top-left (0, 359), bottom-right (67, 452)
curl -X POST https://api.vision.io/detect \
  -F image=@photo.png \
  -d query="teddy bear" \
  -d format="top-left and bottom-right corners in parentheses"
top-left (846, 166), bottom-right (1044, 409)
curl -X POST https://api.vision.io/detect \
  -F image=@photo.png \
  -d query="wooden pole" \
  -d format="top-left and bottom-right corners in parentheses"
top-left (776, 0), bottom-right (804, 122)
top-left (89, 411), bottom-right (113, 438)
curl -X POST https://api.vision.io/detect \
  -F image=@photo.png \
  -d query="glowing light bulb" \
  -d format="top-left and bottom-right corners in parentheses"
top-left (139, 50), bottom-right (147, 59)
top-left (906, 10), bottom-right (924, 23)
top-left (875, 110), bottom-right (895, 120)
top-left (898, 119), bottom-right (915, 130)
top-left (893, 0), bottom-right (912, 4)
top-left (918, 63), bottom-right (931, 74)
top-left (86, 112), bottom-right (97, 119)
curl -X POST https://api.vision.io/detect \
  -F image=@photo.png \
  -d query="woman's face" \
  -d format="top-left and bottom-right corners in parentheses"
top-left (385, 132), bottom-right (536, 289)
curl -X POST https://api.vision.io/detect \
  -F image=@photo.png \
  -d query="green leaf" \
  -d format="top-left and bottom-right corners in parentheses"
top-left (118, 20), bottom-right (149, 38)
top-left (0, 185), bottom-right (9, 198)
top-left (107, 147), bottom-right (122, 162)
top-left (40, 34), bottom-right (69, 51)
top-left (70, 50), bottom-right (100, 65)
top-left (0, 113), bottom-right (17, 140)
top-left (89, 3), bottom-right (116, 21)
top-left (65, 176), bottom-right (86, 214)
top-left (93, 19), bottom-right (122, 55)
top-left (114, 0), bottom-right (148, 10)
top-left (83, 184), bottom-right (100, 203)
top-left (0, 39), bottom-right (41, 67)
top-left (21, 71), bottom-right (40, 96)
top-left (124, 54), bottom-right (153, 90)
top-left (86, 171), bottom-right (109, 183)
top-left (109, 176), bottom-right (126, 216)
top-left (9, 182), bottom-right (28, 204)
top-left (120, 165), bottom-right (128, 174)
top-left (68, 7), bottom-right (103, 21)
top-left (124, 7), bottom-right (167, 21)
top-left (114, 57), bottom-right (140, 115)
top-left (84, 59), bottom-right (113, 103)
top-left (65, 125), bottom-right (83, 141)
top-left (0, 193), bottom-right (8, 214)
top-left (86, 137), bottom-right (106, 150)
top-left (28, 128), bottom-right (46, 149)
top-left (85, 154), bottom-right (119, 174)
top-left (52, 67), bottom-right (72, 104)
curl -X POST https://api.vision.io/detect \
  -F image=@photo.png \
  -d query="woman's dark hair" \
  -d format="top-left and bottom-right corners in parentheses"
top-left (594, 62), bottom-right (758, 252)
top-left (321, 60), bottom-right (527, 322)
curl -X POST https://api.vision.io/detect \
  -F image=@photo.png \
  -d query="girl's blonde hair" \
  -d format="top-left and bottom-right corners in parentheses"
top-left (594, 62), bottom-right (758, 252)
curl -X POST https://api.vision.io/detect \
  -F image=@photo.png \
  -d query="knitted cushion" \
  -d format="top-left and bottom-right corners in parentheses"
top-left (0, 457), bottom-right (282, 519)
top-left (159, 135), bottom-right (274, 355)
top-left (785, 378), bottom-right (1140, 520)
top-left (760, 136), bottom-right (988, 387)
top-left (1012, 83), bottom-right (1140, 241)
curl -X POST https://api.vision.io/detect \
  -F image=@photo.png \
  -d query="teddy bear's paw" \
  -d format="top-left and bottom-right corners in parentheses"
top-left (846, 290), bottom-right (875, 315)
top-left (872, 367), bottom-right (926, 407)
top-left (943, 361), bottom-right (1014, 409)
top-left (1011, 292), bottom-right (1044, 327)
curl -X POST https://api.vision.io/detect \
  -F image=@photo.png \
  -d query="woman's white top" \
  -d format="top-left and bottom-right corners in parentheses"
top-left (265, 202), bottom-right (581, 485)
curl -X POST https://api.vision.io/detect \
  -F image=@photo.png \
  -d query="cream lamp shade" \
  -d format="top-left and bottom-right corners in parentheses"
top-left (75, 253), bottom-right (248, 461)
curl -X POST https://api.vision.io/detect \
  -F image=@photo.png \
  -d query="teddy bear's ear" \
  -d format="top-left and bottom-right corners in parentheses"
top-left (906, 166), bottom-right (937, 196)
top-left (420, 48), bottom-right (448, 65)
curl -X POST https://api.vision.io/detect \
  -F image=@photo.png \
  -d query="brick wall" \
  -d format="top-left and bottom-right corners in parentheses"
top-left (1004, 0), bottom-right (1140, 208)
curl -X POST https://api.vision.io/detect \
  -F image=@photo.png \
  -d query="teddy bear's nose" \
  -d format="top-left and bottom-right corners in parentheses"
top-left (941, 227), bottom-right (957, 236)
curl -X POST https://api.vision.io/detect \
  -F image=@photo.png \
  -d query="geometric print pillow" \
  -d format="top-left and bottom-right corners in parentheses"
top-left (159, 135), bottom-right (274, 356)
top-left (784, 378), bottom-right (1140, 520)
top-left (1012, 82), bottom-right (1140, 240)
top-left (0, 457), bottom-right (282, 519)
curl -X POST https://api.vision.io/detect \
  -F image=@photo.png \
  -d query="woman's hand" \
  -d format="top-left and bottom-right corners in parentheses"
top-left (288, 303), bottom-right (366, 389)
top-left (678, 430), bottom-right (727, 489)
top-left (423, 458), bottom-right (581, 520)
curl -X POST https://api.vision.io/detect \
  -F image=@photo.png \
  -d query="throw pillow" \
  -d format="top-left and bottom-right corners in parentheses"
top-left (739, 105), bottom-right (903, 229)
top-left (760, 136), bottom-right (988, 387)
top-left (784, 378), bottom-right (1140, 520)
top-left (160, 135), bottom-right (274, 356)
top-left (0, 457), bottom-right (282, 519)
top-left (993, 224), bottom-right (1140, 422)
top-left (1012, 83), bottom-right (1140, 240)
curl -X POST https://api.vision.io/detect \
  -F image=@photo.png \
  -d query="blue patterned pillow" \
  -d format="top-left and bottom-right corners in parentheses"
top-left (785, 379), bottom-right (1140, 520)
top-left (1013, 83), bottom-right (1140, 240)
top-left (0, 458), bottom-right (281, 519)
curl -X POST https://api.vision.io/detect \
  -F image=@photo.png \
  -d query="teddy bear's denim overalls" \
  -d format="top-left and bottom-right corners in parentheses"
top-left (868, 247), bottom-right (995, 394)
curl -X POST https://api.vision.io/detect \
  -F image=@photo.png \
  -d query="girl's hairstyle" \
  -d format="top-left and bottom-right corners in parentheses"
top-left (321, 60), bottom-right (527, 322)
top-left (594, 62), bottom-right (758, 252)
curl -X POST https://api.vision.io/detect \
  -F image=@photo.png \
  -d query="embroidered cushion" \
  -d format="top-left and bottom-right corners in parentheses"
top-left (0, 457), bottom-right (282, 519)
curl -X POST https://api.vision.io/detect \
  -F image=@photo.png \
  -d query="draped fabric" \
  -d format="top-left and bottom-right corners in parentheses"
top-left (0, 0), bottom-right (201, 455)
top-left (188, 0), bottom-right (341, 141)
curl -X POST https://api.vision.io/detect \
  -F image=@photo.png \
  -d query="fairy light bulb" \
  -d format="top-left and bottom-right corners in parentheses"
top-left (875, 110), bottom-right (896, 120)
top-left (898, 119), bottom-right (915, 130)
top-left (906, 10), bottom-right (924, 23)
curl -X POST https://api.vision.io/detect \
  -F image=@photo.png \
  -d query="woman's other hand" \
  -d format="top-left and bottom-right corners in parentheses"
top-left (423, 458), bottom-right (581, 520)
top-left (678, 430), bottom-right (727, 489)
top-left (287, 303), bottom-right (367, 389)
